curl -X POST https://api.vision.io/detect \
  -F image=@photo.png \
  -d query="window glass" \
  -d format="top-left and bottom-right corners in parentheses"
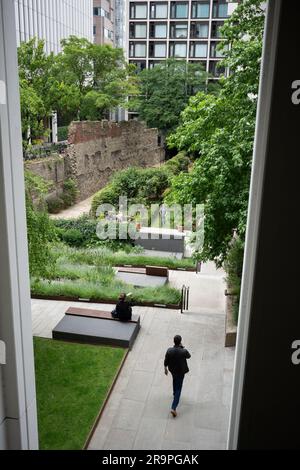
top-left (135, 4), bottom-right (147, 18)
top-left (135, 24), bottom-right (147, 38)
top-left (154, 43), bottom-right (166, 57)
top-left (156, 4), bottom-right (168, 18)
top-left (174, 24), bottom-right (188, 38)
top-left (172, 43), bottom-right (187, 57)
top-left (155, 24), bottom-right (167, 38)
top-left (135, 43), bottom-right (146, 57)
top-left (191, 43), bottom-right (207, 57)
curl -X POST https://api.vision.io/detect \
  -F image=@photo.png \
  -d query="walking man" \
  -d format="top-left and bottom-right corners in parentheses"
top-left (164, 335), bottom-right (191, 417)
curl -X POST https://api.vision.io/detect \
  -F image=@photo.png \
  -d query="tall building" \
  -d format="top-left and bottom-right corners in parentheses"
top-left (14, 0), bottom-right (93, 54)
top-left (93, 0), bottom-right (115, 45)
top-left (127, 0), bottom-right (239, 75)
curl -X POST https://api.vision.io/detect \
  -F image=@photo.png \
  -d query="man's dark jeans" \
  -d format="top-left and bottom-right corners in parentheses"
top-left (171, 374), bottom-right (184, 410)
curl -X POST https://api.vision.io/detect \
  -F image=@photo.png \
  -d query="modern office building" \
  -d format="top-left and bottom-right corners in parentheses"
top-left (127, 0), bottom-right (239, 75)
top-left (93, 0), bottom-right (115, 45)
top-left (14, 0), bottom-right (93, 54)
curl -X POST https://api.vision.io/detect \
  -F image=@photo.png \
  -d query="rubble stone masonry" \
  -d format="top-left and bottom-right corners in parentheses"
top-left (25, 120), bottom-right (164, 202)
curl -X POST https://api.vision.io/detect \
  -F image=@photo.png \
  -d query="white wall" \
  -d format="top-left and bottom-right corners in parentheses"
top-left (15, 0), bottom-right (93, 53)
top-left (0, 0), bottom-right (38, 449)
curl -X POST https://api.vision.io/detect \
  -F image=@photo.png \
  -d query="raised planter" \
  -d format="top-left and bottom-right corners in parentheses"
top-left (225, 289), bottom-right (237, 347)
top-left (116, 263), bottom-right (196, 272)
top-left (31, 293), bottom-right (181, 310)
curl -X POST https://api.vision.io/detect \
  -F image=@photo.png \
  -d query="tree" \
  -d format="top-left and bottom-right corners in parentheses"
top-left (166, 0), bottom-right (265, 265)
top-left (18, 38), bottom-right (55, 143)
top-left (51, 36), bottom-right (138, 122)
top-left (135, 59), bottom-right (212, 137)
top-left (18, 37), bottom-right (139, 140)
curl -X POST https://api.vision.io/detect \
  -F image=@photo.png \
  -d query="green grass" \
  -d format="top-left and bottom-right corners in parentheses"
top-left (34, 337), bottom-right (125, 450)
top-left (32, 277), bottom-right (181, 305)
top-left (52, 244), bottom-right (195, 270)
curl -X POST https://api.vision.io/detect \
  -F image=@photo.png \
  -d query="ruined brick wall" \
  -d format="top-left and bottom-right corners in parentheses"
top-left (25, 120), bottom-right (165, 202)
top-left (66, 120), bottom-right (164, 201)
top-left (24, 155), bottom-right (65, 199)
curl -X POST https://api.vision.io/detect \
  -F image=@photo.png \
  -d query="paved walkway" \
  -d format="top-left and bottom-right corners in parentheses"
top-left (31, 263), bottom-right (235, 450)
top-left (50, 195), bottom-right (93, 220)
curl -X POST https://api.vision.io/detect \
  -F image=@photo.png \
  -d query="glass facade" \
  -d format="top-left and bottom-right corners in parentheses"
top-left (128, 1), bottom-right (237, 82)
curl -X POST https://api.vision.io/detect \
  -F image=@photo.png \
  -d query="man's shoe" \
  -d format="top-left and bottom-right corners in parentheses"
top-left (171, 409), bottom-right (177, 418)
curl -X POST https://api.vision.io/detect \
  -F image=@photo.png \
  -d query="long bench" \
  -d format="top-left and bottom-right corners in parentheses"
top-left (65, 306), bottom-right (140, 325)
top-left (52, 307), bottom-right (141, 349)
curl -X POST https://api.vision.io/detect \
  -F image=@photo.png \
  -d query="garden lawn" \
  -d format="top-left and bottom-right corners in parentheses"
top-left (53, 244), bottom-right (195, 270)
top-left (34, 337), bottom-right (125, 450)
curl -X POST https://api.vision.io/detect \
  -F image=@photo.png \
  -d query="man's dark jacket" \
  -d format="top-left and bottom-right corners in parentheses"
top-left (164, 345), bottom-right (191, 376)
top-left (116, 300), bottom-right (132, 322)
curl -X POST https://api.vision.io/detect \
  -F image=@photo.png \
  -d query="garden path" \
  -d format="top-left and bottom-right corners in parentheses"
top-left (50, 195), bottom-right (93, 220)
top-left (31, 262), bottom-right (235, 450)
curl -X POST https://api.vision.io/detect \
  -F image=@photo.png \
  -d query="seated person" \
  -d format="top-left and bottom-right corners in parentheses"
top-left (111, 293), bottom-right (133, 322)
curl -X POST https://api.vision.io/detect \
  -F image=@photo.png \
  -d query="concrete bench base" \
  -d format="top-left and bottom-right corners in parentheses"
top-left (52, 315), bottom-right (140, 349)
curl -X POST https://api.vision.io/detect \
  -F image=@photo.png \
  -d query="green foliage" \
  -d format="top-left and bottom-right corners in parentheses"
top-left (34, 337), bottom-right (125, 450)
top-left (18, 38), bottom-right (55, 142)
top-left (91, 154), bottom-right (190, 216)
top-left (50, 37), bottom-right (139, 123)
top-left (166, 0), bottom-right (265, 264)
top-left (46, 195), bottom-right (65, 214)
top-left (25, 171), bottom-right (57, 277)
top-left (18, 37), bottom-right (139, 143)
top-left (57, 126), bottom-right (69, 142)
top-left (61, 179), bottom-right (78, 207)
top-left (224, 237), bottom-right (245, 324)
top-left (51, 244), bottom-right (195, 271)
top-left (135, 59), bottom-right (211, 135)
top-left (53, 215), bottom-right (134, 250)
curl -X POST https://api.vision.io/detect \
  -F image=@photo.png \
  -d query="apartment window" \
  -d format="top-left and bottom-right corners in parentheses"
top-left (190, 41), bottom-right (208, 58)
top-left (150, 23), bottom-right (167, 39)
top-left (150, 2), bottom-right (168, 19)
top-left (129, 41), bottom-right (147, 57)
top-left (169, 42), bottom-right (187, 58)
top-left (170, 23), bottom-right (188, 39)
top-left (93, 25), bottom-right (96, 36)
top-left (130, 2), bottom-right (148, 19)
top-left (211, 21), bottom-right (224, 38)
top-left (104, 29), bottom-right (114, 40)
top-left (129, 60), bottom-right (147, 72)
top-left (213, 1), bottom-right (228, 18)
top-left (209, 60), bottom-right (226, 77)
top-left (94, 7), bottom-right (110, 19)
top-left (149, 60), bottom-right (163, 69)
top-left (191, 2), bottom-right (210, 19)
top-left (149, 42), bottom-right (167, 58)
top-left (210, 41), bottom-right (226, 58)
top-left (130, 22), bottom-right (147, 39)
top-left (190, 22), bottom-right (209, 38)
top-left (170, 2), bottom-right (188, 19)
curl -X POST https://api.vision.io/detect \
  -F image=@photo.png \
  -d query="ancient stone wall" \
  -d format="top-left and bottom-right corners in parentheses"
top-left (25, 120), bottom-right (164, 202)
top-left (66, 120), bottom-right (164, 201)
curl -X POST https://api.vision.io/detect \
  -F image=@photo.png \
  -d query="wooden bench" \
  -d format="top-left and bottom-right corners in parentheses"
top-left (66, 306), bottom-right (140, 325)
top-left (145, 266), bottom-right (169, 279)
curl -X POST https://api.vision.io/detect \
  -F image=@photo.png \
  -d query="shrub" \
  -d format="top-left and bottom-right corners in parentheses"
top-left (164, 152), bottom-right (191, 176)
top-left (224, 237), bottom-right (244, 324)
top-left (59, 228), bottom-right (84, 247)
top-left (61, 179), bottom-right (78, 208)
top-left (46, 195), bottom-right (65, 214)
top-left (57, 126), bottom-right (69, 142)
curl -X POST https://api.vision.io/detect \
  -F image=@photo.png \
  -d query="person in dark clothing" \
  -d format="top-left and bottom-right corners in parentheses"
top-left (164, 335), bottom-right (191, 417)
top-left (111, 293), bottom-right (133, 322)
